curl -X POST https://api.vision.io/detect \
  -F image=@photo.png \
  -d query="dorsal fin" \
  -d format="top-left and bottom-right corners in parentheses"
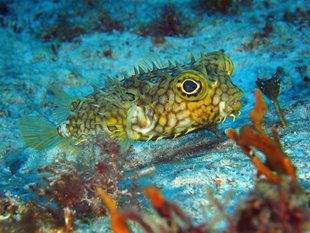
top-left (134, 67), bottom-right (139, 75)
top-left (168, 60), bottom-right (174, 68)
top-left (152, 62), bottom-right (158, 71)
top-left (90, 83), bottom-right (105, 94)
top-left (138, 66), bottom-right (145, 74)
top-left (140, 56), bottom-right (165, 72)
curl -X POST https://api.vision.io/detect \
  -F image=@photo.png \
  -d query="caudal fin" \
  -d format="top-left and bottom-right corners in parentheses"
top-left (18, 116), bottom-right (61, 151)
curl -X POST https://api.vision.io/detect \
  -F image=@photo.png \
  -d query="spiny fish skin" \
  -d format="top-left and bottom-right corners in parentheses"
top-left (58, 51), bottom-right (243, 143)
top-left (19, 51), bottom-right (242, 150)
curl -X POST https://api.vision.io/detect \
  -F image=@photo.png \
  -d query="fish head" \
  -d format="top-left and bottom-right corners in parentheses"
top-left (125, 52), bottom-right (242, 140)
top-left (171, 69), bottom-right (242, 128)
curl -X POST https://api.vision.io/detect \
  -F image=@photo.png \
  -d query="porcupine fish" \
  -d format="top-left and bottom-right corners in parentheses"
top-left (18, 51), bottom-right (243, 151)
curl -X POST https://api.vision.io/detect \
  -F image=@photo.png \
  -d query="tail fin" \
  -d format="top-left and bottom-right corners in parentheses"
top-left (18, 116), bottom-right (61, 151)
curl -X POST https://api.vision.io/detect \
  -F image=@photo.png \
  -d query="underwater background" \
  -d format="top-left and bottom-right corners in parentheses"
top-left (0, 0), bottom-right (309, 232)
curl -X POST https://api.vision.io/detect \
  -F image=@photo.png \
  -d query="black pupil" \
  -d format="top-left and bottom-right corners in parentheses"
top-left (183, 80), bottom-right (198, 93)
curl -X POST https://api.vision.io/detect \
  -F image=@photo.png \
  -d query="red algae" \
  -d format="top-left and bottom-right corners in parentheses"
top-left (226, 89), bottom-right (295, 184)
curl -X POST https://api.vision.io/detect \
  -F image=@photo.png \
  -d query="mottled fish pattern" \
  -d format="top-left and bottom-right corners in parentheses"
top-left (19, 51), bottom-right (243, 151)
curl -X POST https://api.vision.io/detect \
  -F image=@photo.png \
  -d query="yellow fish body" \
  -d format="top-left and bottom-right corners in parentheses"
top-left (19, 51), bottom-right (242, 151)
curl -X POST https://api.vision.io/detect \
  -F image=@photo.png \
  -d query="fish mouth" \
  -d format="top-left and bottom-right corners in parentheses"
top-left (228, 91), bottom-right (243, 112)
top-left (219, 91), bottom-right (243, 123)
top-left (229, 98), bottom-right (242, 113)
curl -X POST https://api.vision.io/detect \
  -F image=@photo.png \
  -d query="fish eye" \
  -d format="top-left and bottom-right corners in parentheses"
top-left (182, 79), bottom-right (199, 94)
top-left (173, 70), bottom-right (208, 101)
